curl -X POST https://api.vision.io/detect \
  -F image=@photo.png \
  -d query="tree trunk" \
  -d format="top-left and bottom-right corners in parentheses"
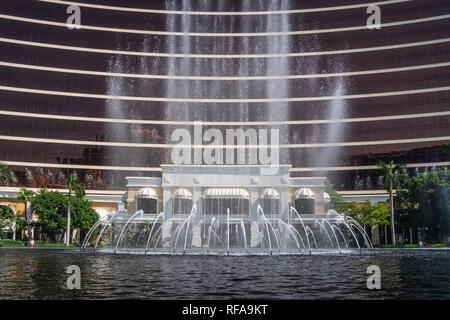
top-left (389, 181), bottom-right (396, 245)
top-left (384, 225), bottom-right (388, 245)
top-left (66, 200), bottom-right (71, 246)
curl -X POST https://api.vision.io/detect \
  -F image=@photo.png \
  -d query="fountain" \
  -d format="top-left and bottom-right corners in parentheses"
top-left (82, 165), bottom-right (373, 255)
top-left (80, 0), bottom-right (370, 255)
top-left (82, 207), bottom-right (373, 255)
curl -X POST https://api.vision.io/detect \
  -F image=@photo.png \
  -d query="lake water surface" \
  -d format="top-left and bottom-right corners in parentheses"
top-left (0, 248), bottom-right (448, 299)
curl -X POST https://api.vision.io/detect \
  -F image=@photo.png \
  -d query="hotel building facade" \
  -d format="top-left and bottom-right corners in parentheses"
top-left (0, 0), bottom-right (449, 242)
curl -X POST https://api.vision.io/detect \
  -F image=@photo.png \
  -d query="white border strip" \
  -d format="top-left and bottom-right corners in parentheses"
top-left (2, 13), bottom-right (447, 37)
top-left (2, 61), bottom-right (449, 81)
top-left (1, 160), bottom-right (448, 172)
top-left (1, 37), bottom-right (448, 58)
top-left (0, 135), bottom-right (448, 149)
top-left (1, 109), bottom-right (449, 126)
top-left (38, 0), bottom-right (410, 16)
top-left (0, 85), bottom-right (448, 103)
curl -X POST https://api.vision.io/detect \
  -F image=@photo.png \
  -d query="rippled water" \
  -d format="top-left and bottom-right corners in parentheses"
top-left (0, 248), bottom-right (448, 299)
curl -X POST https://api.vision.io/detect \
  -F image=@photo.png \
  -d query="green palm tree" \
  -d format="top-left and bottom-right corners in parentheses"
top-left (65, 174), bottom-right (76, 246)
top-left (15, 188), bottom-right (35, 203)
top-left (74, 183), bottom-right (86, 199)
top-left (439, 143), bottom-right (450, 153)
top-left (15, 188), bottom-right (35, 219)
top-left (64, 173), bottom-right (86, 246)
top-left (0, 163), bottom-right (18, 186)
top-left (377, 160), bottom-right (406, 245)
top-left (14, 188), bottom-right (36, 241)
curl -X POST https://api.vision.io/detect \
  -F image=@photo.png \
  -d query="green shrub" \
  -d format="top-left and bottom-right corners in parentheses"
top-left (431, 243), bottom-right (448, 248)
top-left (34, 241), bottom-right (75, 247)
top-left (31, 189), bottom-right (99, 241)
top-left (0, 206), bottom-right (15, 235)
top-left (0, 240), bottom-right (25, 247)
top-left (380, 243), bottom-right (448, 248)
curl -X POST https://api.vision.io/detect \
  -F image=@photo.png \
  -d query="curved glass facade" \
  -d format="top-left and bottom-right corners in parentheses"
top-left (0, 0), bottom-right (449, 191)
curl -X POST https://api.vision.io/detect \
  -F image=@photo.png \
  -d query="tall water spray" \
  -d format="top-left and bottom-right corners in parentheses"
top-left (162, 0), bottom-right (293, 165)
top-left (104, 1), bottom-right (347, 170)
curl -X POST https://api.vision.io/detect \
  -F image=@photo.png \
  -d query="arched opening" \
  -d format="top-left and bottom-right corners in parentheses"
top-left (261, 188), bottom-right (280, 217)
top-left (172, 188), bottom-right (193, 215)
top-left (135, 188), bottom-right (158, 214)
top-left (203, 188), bottom-right (250, 216)
top-left (294, 188), bottom-right (316, 215)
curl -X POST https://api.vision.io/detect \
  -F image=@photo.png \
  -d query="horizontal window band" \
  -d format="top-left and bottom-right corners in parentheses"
top-left (0, 85), bottom-right (449, 103)
top-left (1, 37), bottom-right (448, 58)
top-left (1, 61), bottom-right (448, 80)
top-left (1, 160), bottom-right (161, 172)
top-left (1, 13), bottom-right (447, 37)
top-left (38, 0), bottom-right (410, 16)
top-left (1, 160), bottom-right (448, 172)
top-left (1, 109), bottom-right (449, 126)
top-left (290, 162), bottom-right (450, 171)
top-left (0, 135), bottom-right (448, 148)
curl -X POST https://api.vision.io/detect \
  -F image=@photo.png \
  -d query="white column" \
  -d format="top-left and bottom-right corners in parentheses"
top-left (249, 187), bottom-right (260, 248)
top-left (12, 221), bottom-right (16, 241)
top-left (249, 187), bottom-right (259, 221)
top-left (191, 187), bottom-right (202, 247)
top-left (372, 225), bottom-right (380, 246)
top-left (250, 222), bottom-right (260, 248)
top-left (163, 187), bottom-right (172, 220)
top-left (26, 201), bottom-right (32, 221)
top-left (161, 220), bottom-right (173, 248)
top-left (280, 186), bottom-right (289, 221)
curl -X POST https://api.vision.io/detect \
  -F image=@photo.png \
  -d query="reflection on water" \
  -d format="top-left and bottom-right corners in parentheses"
top-left (0, 249), bottom-right (448, 300)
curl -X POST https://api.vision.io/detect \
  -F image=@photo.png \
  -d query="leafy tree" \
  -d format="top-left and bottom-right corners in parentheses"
top-left (15, 216), bottom-right (27, 232)
top-left (324, 180), bottom-right (345, 212)
top-left (14, 188), bottom-right (36, 221)
top-left (0, 163), bottom-right (17, 186)
top-left (31, 189), bottom-right (98, 242)
top-left (393, 187), bottom-right (421, 230)
top-left (406, 168), bottom-right (450, 243)
top-left (439, 143), bottom-right (450, 153)
top-left (377, 160), bottom-right (406, 244)
top-left (31, 190), bottom-right (67, 240)
top-left (64, 173), bottom-right (86, 245)
top-left (74, 183), bottom-right (86, 198)
top-left (13, 188), bottom-right (38, 240)
top-left (65, 174), bottom-right (75, 246)
top-left (15, 188), bottom-right (36, 203)
top-left (0, 205), bottom-right (15, 236)
top-left (69, 197), bottom-right (99, 237)
top-left (343, 201), bottom-right (390, 227)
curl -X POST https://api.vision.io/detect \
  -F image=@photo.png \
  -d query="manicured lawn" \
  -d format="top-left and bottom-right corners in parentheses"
top-left (0, 240), bottom-right (26, 247)
top-left (379, 243), bottom-right (449, 248)
top-left (0, 240), bottom-right (75, 247)
top-left (35, 242), bottom-right (75, 247)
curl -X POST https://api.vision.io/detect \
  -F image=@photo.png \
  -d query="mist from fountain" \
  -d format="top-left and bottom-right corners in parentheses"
top-left (82, 204), bottom-right (374, 256)
top-left (90, 0), bottom-right (361, 256)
